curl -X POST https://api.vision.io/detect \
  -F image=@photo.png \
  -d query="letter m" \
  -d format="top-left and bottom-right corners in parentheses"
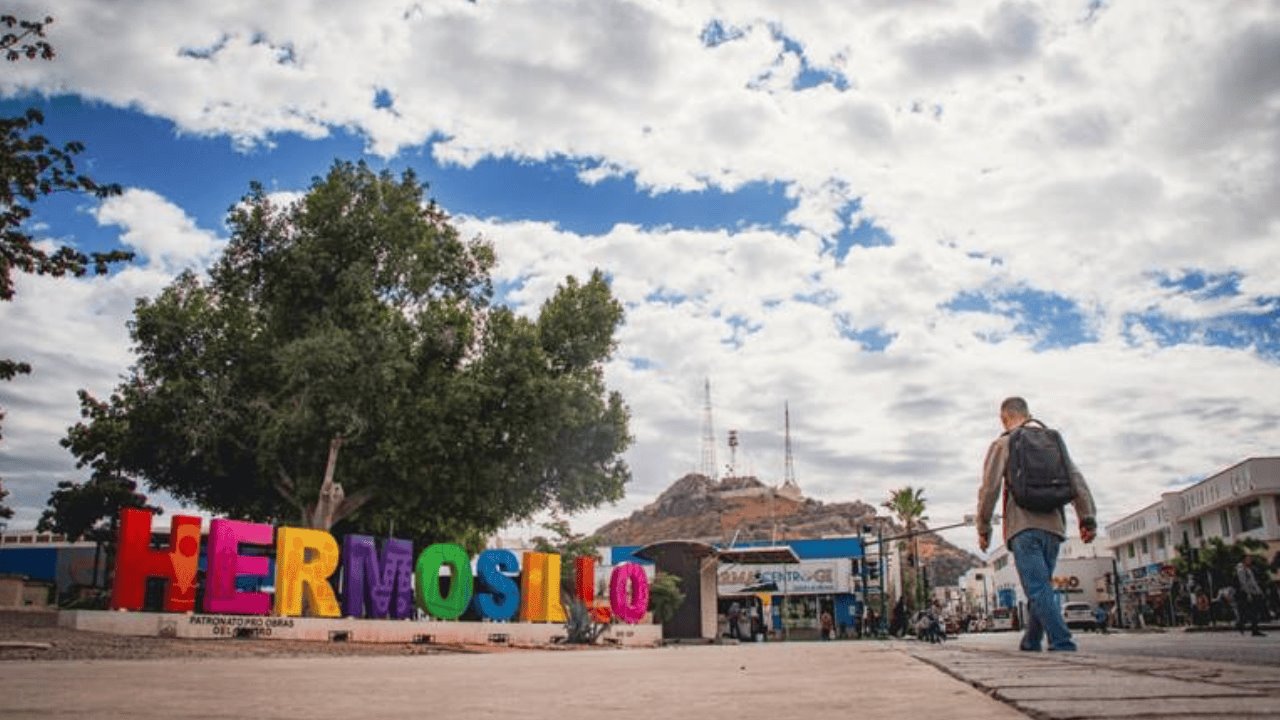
top-left (341, 535), bottom-right (414, 619)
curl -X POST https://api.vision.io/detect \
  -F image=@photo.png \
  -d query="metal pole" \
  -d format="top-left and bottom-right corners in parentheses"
top-left (878, 523), bottom-right (886, 636)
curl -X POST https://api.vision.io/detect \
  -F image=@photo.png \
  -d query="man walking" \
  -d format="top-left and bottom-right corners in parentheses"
top-left (1235, 555), bottom-right (1266, 637)
top-left (976, 397), bottom-right (1098, 652)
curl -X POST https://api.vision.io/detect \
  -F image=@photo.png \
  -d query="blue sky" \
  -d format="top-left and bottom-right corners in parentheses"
top-left (1, 0), bottom-right (1278, 551)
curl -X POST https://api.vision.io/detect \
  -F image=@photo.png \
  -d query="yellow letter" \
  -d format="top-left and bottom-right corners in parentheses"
top-left (274, 527), bottom-right (341, 617)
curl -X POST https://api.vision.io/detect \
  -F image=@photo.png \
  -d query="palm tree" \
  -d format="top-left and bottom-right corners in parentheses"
top-left (883, 486), bottom-right (929, 610)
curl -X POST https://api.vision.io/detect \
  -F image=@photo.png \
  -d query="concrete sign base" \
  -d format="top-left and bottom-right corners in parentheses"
top-left (59, 610), bottom-right (661, 647)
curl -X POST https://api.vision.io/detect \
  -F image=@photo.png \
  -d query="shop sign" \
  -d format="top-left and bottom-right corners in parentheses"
top-left (717, 560), bottom-right (844, 594)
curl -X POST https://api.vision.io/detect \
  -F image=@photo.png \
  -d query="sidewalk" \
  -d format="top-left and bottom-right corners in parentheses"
top-left (908, 642), bottom-right (1280, 719)
top-left (0, 641), bottom-right (1024, 720)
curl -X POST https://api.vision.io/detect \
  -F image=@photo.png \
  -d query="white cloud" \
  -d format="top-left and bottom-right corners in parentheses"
top-left (94, 189), bottom-right (225, 273)
top-left (2, 0), bottom-right (1278, 555)
top-left (0, 190), bottom-right (223, 528)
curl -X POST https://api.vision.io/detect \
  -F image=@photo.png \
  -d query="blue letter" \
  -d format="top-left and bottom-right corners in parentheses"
top-left (474, 549), bottom-right (520, 621)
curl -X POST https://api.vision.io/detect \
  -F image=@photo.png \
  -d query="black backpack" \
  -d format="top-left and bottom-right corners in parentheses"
top-left (1006, 419), bottom-right (1075, 512)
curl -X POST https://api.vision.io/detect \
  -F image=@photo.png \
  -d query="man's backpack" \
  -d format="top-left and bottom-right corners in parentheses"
top-left (1006, 419), bottom-right (1075, 513)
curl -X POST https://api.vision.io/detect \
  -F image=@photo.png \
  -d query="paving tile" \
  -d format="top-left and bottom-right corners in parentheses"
top-left (1014, 696), bottom-right (1280, 719)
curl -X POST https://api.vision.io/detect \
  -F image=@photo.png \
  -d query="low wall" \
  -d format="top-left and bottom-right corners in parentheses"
top-left (59, 610), bottom-right (661, 647)
top-left (0, 575), bottom-right (53, 608)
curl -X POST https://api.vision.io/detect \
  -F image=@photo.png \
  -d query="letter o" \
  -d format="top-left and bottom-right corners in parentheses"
top-left (415, 543), bottom-right (474, 620)
top-left (609, 563), bottom-right (650, 624)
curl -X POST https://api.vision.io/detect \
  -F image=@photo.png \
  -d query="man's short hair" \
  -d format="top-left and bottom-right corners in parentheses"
top-left (1000, 397), bottom-right (1030, 417)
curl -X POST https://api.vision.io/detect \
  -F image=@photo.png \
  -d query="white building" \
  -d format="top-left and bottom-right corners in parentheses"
top-left (966, 536), bottom-right (1115, 629)
top-left (1104, 456), bottom-right (1279, 626)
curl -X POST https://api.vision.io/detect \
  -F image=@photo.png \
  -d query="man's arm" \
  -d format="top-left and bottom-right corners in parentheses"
top-left (976, 439), bottom-right (1005, 551)
top-left (1066, 454), bottom-right (1098, 542)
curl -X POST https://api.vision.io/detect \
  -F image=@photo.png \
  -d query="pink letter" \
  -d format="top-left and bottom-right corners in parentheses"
top-left (609, 563), bottom-right (650, 624)
top-left (203, 518), bottom-right (272, 615)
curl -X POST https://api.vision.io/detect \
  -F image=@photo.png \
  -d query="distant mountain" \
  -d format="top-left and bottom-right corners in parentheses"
top-left (593, 473), bottom-right (980, 586)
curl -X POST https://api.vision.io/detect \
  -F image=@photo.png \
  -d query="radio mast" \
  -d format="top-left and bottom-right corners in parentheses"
top-left (699, 378), bottom-right (718, 480)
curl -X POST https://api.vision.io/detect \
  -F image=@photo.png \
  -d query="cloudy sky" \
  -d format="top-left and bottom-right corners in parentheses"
top-left (1, 0), bottom-right (1277, 555)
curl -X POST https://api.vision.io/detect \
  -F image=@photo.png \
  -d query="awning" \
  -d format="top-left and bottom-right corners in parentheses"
top-left (716, 546), bottom-right (800, 565)
top-left (632, 540), bottom-right (719, 562)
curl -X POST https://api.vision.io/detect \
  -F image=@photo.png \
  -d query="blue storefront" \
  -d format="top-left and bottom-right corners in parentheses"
top-left (610, 536), bottom-right (865, 639)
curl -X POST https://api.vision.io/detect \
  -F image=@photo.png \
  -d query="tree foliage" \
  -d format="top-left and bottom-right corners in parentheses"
top-left (1, 14), bottom-right (131, 521)
top-left (531, 514), bottom-right (602, 597)
top-left (37, 477), bottom-right (159, 542)
top-left (883, 485), bottom-right (929, 609)
top-left (1173, 536), bottom-right (1270, 593)
top-left (65, 161), bottom-right (631, 544)
top-left (40, 389), bottom-right (160, 541)
top-left (648, 572), bottom-right (685, 625)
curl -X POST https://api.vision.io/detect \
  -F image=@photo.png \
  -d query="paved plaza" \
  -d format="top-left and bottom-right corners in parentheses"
top-left (6, 633), bottom-right (1280, 719)
top-left (0, 640), bottom-right (1020, 720)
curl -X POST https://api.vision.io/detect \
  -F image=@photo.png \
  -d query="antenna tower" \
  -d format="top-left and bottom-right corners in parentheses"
top-left (727, 429), bottom-right (739, 477)
top-left (700, 378), bottom-right (718, 480)
top-left (782, 401), bottom-right (800, 493)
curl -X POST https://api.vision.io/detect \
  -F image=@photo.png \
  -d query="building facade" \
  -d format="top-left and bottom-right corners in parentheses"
top-left (609, 535), bottom-right (865, 640)
top-left (965, 536), bottom-right (1115, 630)
top-left (1104, 456), bottom-right (1280, 626)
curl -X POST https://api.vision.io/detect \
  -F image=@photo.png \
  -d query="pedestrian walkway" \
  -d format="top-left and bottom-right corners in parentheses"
top-left (908, 642), bottom-right (1280, 719)
top-left (0, 641), bottom-right (1025, 720)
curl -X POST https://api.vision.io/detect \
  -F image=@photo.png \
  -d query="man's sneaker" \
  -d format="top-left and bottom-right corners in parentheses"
top-left (1252, 630), bottom-right (1267, 637)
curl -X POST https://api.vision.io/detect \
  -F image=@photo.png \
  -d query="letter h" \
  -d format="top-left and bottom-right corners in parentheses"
top-left (110, 508), bottom-right (203, 612)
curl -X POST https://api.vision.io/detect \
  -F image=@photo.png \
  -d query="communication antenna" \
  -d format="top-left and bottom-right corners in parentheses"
top-left (727, 429), bottom-right (739, 477)
top-left (782, 401), bottom-right (800, 495)
top-left (700, 378), bottom-right (718, 480)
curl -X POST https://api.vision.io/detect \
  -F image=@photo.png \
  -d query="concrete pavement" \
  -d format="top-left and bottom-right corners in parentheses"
top-left (0, 641), bottom-right (1025, 720)
top-left (909, 640), bottom-right (1280, 719)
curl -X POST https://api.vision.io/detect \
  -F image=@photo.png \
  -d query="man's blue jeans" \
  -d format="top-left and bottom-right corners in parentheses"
top-left (1010, 529), bottom-right (1077, 652)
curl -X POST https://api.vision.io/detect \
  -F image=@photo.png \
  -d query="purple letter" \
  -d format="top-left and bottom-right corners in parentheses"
top-left (342, 534), bottom-right (415, 619)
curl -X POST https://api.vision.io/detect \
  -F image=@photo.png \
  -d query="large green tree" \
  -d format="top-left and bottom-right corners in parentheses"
top-left (1, 15), bottom-right (131, 521)
top-left (65, 161), bottom-right (631, 543)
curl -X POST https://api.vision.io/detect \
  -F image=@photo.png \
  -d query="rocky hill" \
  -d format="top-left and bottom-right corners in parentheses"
top-left (593, 473), bottom-right (980, 586)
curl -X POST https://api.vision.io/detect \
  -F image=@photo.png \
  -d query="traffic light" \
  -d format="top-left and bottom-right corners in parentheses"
top-left (867, 562), bottom-right (880, 581)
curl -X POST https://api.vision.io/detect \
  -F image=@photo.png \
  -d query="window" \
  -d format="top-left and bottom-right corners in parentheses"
top-left (1140, 538), bottom-right (1149, 555)
top-left (1219, 509), bottom-right (1231, 536)
top-left (1194, 518), bottom-right (1204, 538)
top-left (1155, 531), bottom-right (1166, 549)
top-left (1239, 500), bottom-right (1263, 533)
top-left (1127, 543), bottom-right (1135, 559)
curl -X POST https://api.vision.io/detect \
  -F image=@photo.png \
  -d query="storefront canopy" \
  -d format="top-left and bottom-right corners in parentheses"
top-left (632, 540), bottom-right (719, 563)
top-left (717, 546), bottom-right (800, 565)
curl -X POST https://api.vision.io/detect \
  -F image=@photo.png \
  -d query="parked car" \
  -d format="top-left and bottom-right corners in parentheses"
top-left (1062, 601), bottom-right (1095, 630)
top-left (989, 606), bottom-right (1014, 631)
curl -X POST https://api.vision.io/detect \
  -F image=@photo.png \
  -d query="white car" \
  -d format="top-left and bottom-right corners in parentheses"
top-left (1062, 601), bottom-right (1095, 630)
top-left (989, 607), bottom-right (1014, 631)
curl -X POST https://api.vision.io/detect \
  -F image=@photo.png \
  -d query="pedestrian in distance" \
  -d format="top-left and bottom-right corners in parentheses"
top-left (1093, 605), bottom-right (1109, 634)
top-left (727, 600), bottom-right (742, 640)
top-left (890, 596), bottom-right (907, 638)
top-left (976, 397), bottom-right (1098, 653)
top-left (1235, 555), bottom-right (1266, 637)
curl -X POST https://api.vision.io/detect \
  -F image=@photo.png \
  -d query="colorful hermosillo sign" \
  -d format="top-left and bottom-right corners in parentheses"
top-left (109, 508), bottom-right (650, 624)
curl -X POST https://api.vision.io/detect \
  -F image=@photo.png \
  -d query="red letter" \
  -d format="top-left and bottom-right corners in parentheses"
top-left (110, 508), bottom-right (202, 612)
top-left (575, 556), bottom-right (611, 623)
